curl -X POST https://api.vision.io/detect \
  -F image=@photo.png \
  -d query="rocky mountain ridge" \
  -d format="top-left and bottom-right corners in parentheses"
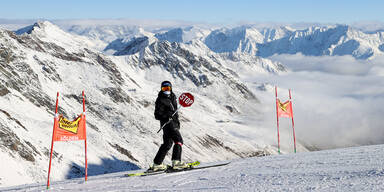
top-left (65, 24), bottom-right (384, 59)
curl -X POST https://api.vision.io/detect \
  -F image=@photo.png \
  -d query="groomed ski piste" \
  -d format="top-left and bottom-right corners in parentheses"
top-left (1, 144), bottom-right (383, 191)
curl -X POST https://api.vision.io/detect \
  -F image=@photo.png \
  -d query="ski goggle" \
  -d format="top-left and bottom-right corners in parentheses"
top-left (161, 86), bottom-right (171, 91)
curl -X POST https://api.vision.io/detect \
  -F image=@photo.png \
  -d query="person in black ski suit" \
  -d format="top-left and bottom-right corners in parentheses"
top-left (151, 81), bottom-right (188, 171)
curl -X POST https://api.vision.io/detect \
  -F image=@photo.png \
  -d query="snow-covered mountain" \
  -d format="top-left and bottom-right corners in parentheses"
top-left (62, 23), bottom-right (384, 59)
top-left (101, 26), bottom-right (211, 55)
top-left (256, 25), bottom-right (384, 59)
top-left (65, 24), bottom-right (212, 44)
top-left (2, 144), bottom-right (384, 191)
top-left (204, 26), bottom-right (264, 55)
top-left (204, 25), bottom-right (384, 59)
top-left (0, 21), bottom-right (287, 187)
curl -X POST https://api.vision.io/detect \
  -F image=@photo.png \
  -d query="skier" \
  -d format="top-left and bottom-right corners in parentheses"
top-left (150, 81), bottom-right (189, 171)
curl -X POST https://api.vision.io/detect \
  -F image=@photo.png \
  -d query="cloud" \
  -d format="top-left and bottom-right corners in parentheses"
top-left (251, 54), bottom-right (384, 150)
top-left (53, 19), bottom-right (196, 27)
top-left (0, 19), bottom-right (36, 30)
top-left (350, 21), bottom-right (384, 32)
top-left (0, 18), bottom-right (217, 31)
top-left (269, 53), bottom-right (376, 76)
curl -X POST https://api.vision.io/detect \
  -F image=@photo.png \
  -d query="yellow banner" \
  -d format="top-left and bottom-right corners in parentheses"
top-left (278, 99), bottom-right (290, 112)
top-left (58, 116), bottom-right (81, 134)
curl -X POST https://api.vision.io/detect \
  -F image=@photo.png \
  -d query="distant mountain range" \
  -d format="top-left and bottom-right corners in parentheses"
top-left (64, 23), bottom-right (384, 59)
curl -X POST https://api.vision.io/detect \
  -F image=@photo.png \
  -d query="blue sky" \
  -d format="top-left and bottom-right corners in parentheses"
top-left (1, 0), bottom-right (384, 23)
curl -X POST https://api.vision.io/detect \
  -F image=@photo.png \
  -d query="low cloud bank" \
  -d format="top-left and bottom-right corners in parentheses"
top-left (253, 54), bottom-right (384, 149)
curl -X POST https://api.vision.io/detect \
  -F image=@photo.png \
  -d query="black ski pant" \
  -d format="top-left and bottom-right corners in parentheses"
top-left (154, 127), bottom-right (183, 165)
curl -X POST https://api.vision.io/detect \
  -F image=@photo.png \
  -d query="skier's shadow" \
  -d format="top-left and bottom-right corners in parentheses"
top-left (65, 156), bottom-right (140, 179)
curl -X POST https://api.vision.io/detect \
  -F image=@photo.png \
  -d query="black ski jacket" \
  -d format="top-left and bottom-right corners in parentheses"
top-left (154, 91), bottom-right (180, 129)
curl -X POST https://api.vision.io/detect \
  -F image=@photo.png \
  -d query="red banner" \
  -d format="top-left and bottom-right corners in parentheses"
top-left (53, 114), bottom-right (86, 141)
top-left (276, 99), bottom-right (293, 118)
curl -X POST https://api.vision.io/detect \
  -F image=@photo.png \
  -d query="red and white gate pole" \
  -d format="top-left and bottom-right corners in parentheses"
top-left (275, 86), bottom-right (281, 154)
top-left (82, 91), bottom-right (88, 181)
top-left (289, 89), bottom-right (297, 153)
top-left (47, 92), bottom-right (59, 189)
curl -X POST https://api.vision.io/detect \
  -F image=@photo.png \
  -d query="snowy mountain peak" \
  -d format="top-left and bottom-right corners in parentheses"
top-left (16, 21), bottom-right (106, 54)
top-left (204, 26), bottom-right (264, 55)
top-left (110, 36), bottom-right (150, 55)
top-left (259, 26), bottom-right (294, 42)
top-left (34, 20), bottom-right (59, 30)
top-left (66, 25), bottom-right (151, 43)
top-left (155, 28), bottom-right (183, 42)
top-left (14, 21), bottom-right (61, 36)
top-left (152, 26), bottom-right (212, 44)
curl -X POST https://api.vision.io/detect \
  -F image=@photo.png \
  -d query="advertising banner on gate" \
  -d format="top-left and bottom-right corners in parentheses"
top-left (276, 99), bottom-right (293, 118)
top-left (53, 115), bottom-right (86, 141)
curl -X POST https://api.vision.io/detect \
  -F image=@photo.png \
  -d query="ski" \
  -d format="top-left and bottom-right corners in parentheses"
top-left (124, 161), bottom-right (230, 177)
top-left (124, 170), bottom-right (165, 177)
top-left (167, 161), bottom-right (230, 173)
top-left (124, 161), bottom-right (200, 177)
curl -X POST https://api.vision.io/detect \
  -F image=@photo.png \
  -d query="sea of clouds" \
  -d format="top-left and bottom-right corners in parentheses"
top-left (252, 54), bottom-right (384, 149)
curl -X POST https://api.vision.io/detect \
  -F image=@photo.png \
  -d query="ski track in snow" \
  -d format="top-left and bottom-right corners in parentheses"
top-left (1, 144), bottom-right (383, 191)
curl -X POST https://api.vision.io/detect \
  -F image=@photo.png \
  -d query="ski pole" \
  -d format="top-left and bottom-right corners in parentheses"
top-left (157, 106), bottom-right (181, 133)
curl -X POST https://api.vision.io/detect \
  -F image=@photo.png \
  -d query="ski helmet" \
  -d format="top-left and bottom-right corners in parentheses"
top-left (161, 81), bottom-right (172, 94)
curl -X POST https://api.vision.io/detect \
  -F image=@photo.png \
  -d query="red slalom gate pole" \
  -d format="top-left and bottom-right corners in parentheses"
top-left (82, 91), bottom-right (88, 181)
top-left (289, 89), bottom-right (297, 153)
top-left (47, 92), bottom-right (59, 189)
top-left (275, 86), bottom-right (281, 154)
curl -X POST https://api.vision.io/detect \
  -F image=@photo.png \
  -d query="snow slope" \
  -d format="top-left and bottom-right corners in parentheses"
top-left (2, 144), bottom-right (383, 191)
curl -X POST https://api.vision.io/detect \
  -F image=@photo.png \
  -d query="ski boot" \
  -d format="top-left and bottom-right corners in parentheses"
top-left (148, 163), bottom-right (167, 172)
top-left (171, 160), bottom-right (190, 170)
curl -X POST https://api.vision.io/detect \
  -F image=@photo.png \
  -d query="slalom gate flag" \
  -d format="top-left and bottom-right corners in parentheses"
top-left (53, 114), bottom-right (86, 141)
top-left (276, 99), bottom-right (293, 118)
top-left (275, 86), bottom-right (297, 153)
top-left (47, 91), bottom-right (88, 189)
